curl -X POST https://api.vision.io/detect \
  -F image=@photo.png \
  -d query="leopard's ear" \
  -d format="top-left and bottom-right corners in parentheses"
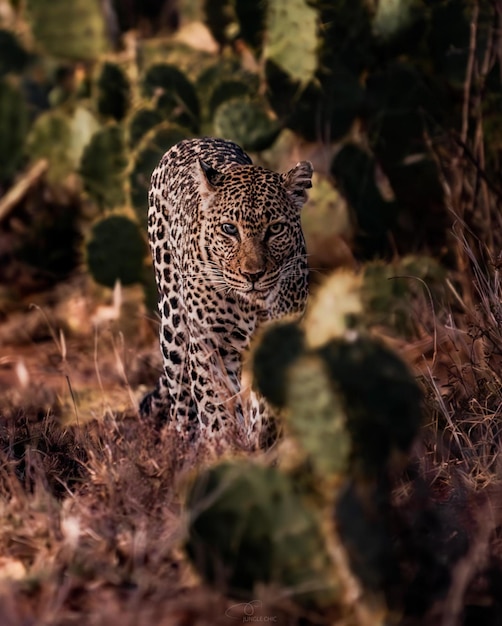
top-left (281, 161), bottom-right (313, 210)
top-left (194, 159), bottom-right (224, 195)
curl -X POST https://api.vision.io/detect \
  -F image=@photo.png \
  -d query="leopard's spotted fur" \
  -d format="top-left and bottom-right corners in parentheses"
top-left (140, 137), bottom-right (312, 445)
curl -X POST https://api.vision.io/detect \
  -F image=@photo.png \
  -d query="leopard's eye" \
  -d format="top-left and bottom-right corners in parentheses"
top-left (267, 222), bottom-right (286, 237)
top-left (221, 223), bottom-right (239, 236)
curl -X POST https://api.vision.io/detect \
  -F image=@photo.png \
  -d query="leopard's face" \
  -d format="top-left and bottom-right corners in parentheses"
top-left (194, 163), bottom-right (311, 307)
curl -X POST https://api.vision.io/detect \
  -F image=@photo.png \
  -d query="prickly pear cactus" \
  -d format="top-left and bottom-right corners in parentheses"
top-left (212, 98), bottom-right (280, 152)
top-left (96, 62), bottom-right (130, 122)
top-left (318, 334), bottom-right (422, 477)
top-left (130, 123), bottom-right (190, 224)
top-left (185, 460), bottom-right (339, 607)
top-left (142, 63), bottom-right (199, 132)
top-left (207, 79), bottom-right (254, 119)
top-left (85, 215), bottom-right (147, 288)
top-left (27, 107), bottom-right (99, 185)
top-left (185, 272), bottom-right (423, 616)
top-left (26, 0), bottom-right (108, 61)
top-left (254, 272), bottom-right (422, 479)
top-left (128, 107), bottom-right (163, 147)
top-left (264, 0), bottom-right (319, 86)
top-left (286, 354), bottom-right (352, 478)
top-left (361, 256), bottom-right (446, 337)
top-left (79, 124), bottom-right (128, 209)
top-left (331, 143), bottom-right (397, 258)
top-left (203, 0), bottom-right (236, 49)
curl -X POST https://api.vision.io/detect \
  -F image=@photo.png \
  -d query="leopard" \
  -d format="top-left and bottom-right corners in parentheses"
top-left (139, 137), bottom-right (313, 446)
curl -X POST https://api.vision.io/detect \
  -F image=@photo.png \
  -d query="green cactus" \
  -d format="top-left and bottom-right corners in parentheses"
top-left (365, 63), bottom-right (446, 165)
top-left (80, 124), bottom-right (128, 210)
top-left (186, 272), bottom-right (424, 611)
top-left (86, 215), bottom-right (147, 288)
top-left (287, 354), bottom-right (352, 478)
top-left (264, 0), bottom-right (319, 87)
top-left (318, 335), bottom-right (422, 477)
top-left (142, 63), bottom-right (199, 132)
top-left (361, 256), bottom-right (446, 337)
top-left (96, 62), bottom-right (130, 122)
top-left (26, 110), bottom-right (72, 183)
top-left (266, 60), bottom-right (364, 143)
top-left (196, 60), bottom-right (259, 125)
top-left (26, 0), bottom-right (108, 61)
top-left (252, 321), bottom-right (305, 409)
top-left (128, 107), bottom-right (163, 148)
top-left (311, 0), bottom-right (374, 76)
top-left (203, 0), bottom-right (266, 50)
top-left (331, 143), bottom-right (397, 258)
top-left (208, 79), bottom-right (254, 119)
top-left (0, 29), bottom-right (29, 77)
top-left (0, 79), bottom-right (28, 185)
top-left (26, 106), bottom-right (99, 185)
top-left (254, 330), bottom-right (421, 480)
top-left (372, 0), bottom-right (426, 57)
top-left (130, 123), bottom-right (190, 224)
top-left (212, 97), bottom-right (280, 152)
top-left (253, 272), bottom-right (422, 478)
top-left (185, 460), bottom-right (339, 607)
top-left (335, 479), bottom-right (398, 593)
top-left (196, 59), bottom-right (236, 93)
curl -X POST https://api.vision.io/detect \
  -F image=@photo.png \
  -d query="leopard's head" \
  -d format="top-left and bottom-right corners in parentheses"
top-left (193, 159), bottom-right (313, 308)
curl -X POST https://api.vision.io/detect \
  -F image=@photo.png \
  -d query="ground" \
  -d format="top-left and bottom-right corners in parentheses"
top-left (2, 267), bottom-right (502, 626)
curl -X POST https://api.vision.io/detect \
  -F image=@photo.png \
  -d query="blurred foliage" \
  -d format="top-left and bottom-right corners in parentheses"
top-left (96, 62), bottom-right (130, 122)
top-left (0, 0), bottom-right (499, 300)
top-left (130, 123), bottom-right (190, 224)
top-left (26, 0), bottom-right (108, 61)
top-left (142, 63), bottom-right (200, 132)
top-left (186, 273), bottom-right (423, 615)
top-left (362, 256), bottom-right (446, 337)
top-left (212, 97), bottom-right (280, 151)
top-left (0, 29), bottom-right (29, 76)
top-left (80, 124), bottom-right (128, 209)
top-left (0, 79), bottom-right (28, 185)
top-left (186, 460), bottom-right (339, 606)
top-left (86, 215), bottom-right (146, 288)
top-left (263, 0), bottom-right (319, 86)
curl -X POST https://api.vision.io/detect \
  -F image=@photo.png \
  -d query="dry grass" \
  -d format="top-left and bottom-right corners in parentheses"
top-left (0, 402), bottom-right (244, 626)
top-left (2, 264), bottom-right (502, 626)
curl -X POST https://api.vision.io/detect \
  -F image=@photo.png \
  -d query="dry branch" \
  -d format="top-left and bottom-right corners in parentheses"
top-left (0, 159), bottom-right (48, 223)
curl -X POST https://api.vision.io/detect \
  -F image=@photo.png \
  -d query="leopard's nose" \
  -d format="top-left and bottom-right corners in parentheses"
top-left (241, 268), bottom-right (265, 282)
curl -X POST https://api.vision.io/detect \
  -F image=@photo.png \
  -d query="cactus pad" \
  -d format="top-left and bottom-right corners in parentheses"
top-left (130, 123), bottom-right (190, 224)
top-left (142, 63), bottom-right (199, 132)
top-left (86, 215), bottom-right (147, 288)
top-left (128, 107), bottom-right (163, 147)
top-left (80, 124), bottom-right (128, 209)
top-left (26, 0), bottom-right (108, 61)
top-left (264, 0), bottom-right (319, 86)
top-left (185, 460), bottom-right (339, 605)
top-left (212, 98), bottom-right (280, 152)
top-left (96, 62), bottom-right (130, 122)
